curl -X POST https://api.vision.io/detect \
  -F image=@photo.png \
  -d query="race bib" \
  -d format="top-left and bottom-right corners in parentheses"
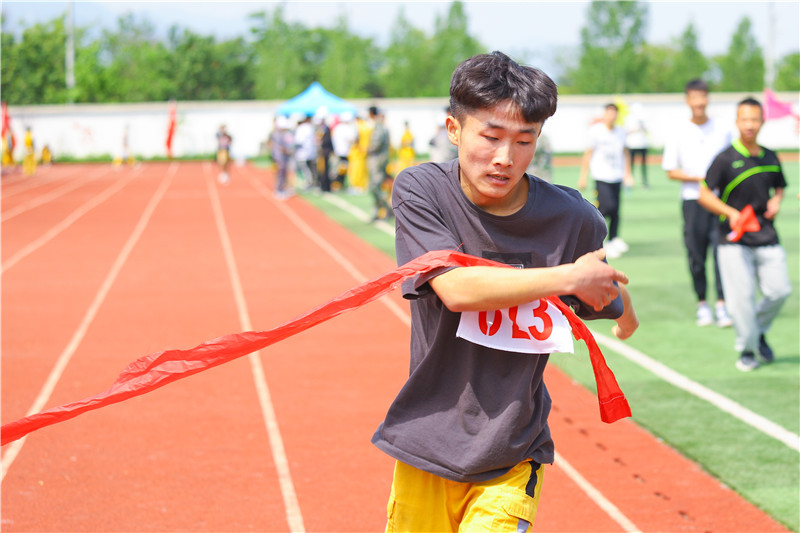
top-left (456, 299), bottom-right (574, 354)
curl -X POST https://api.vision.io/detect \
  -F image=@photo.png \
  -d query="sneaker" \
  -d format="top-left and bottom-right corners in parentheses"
top-left (610, 237), bottom-right (629, 253)
top-left (604, 240), bottom-right (621, 259)
top-left (715, 302), bottom-right (733, 328)
top-left (757, 335), bottom-right (774, 363)
top-left (736, 351), bottom-right (760, 372)
top-left (696, 302), bottom-right (713, 327)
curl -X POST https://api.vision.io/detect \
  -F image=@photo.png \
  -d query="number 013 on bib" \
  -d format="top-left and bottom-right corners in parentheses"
top-left (456, 299), bottom-right (574, 354)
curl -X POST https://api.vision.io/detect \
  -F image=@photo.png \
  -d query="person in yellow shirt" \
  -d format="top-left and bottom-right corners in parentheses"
top-left (347, 115), bottom-right (371, 191)
top-left (396, 121), bottom-right (416, 173)
top-left (23, 127), bottom-right (37, 176)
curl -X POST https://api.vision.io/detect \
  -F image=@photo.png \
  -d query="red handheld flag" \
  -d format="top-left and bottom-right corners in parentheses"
top-left (763, 89), bottom-right (797, 121)
top-left (727, 204), bottom-right (760, 242)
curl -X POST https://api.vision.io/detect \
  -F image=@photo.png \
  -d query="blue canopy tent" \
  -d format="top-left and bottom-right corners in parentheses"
top-left (276, 82), bottom-right (357, 117)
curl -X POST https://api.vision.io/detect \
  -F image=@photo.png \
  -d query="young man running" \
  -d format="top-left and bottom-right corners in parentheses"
top-left (372, 51), bottom-right (639, 532)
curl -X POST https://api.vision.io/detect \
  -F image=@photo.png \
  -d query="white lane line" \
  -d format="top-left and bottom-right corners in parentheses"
top-left (252, 178), bottom-right (639, 527)
top-left (2, 167), bottom-right (143, 273)
top-left (320, 192), bottom-right (395, 235)
top-left (1, 166), bottom-right (109, 222)
top-left (320, 192), bottom-right (800, 453)
top-left (1, 163), bottom-right (177, 481)
top-left (555, 452), bottom-right (641, 533)
top-left (249, 179), bottom-right (409, 327)
top-left (207, 166), bottom-right (305, 533)
top-left (591, 331), bottom-right (800, 453)
top-left (1, 165), bottom-right (86, 200)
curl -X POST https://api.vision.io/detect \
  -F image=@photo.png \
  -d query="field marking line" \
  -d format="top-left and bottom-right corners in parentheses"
top-left (320, 192), bottom-right (800, 453)
top-left (207, 164), bottom-right (305, 533)
top-left (320, 192), bottom-right (395, 235)
top-left (1, 163), bottom-right (177, 482)
top-left (591, 330), bottom-right (800, 453)
top-left (1, 165), bottom-right (109, 222)
top-left (252, 177), bottom-right (641, 527)
top-left (554, 451), bottom-right (641, 533)
top-left (249, 178), bottom-right (409, 327)
top-left (1, 167), bottom-right (143, 273)
top-left (1, 165), bottom-right (87, 200)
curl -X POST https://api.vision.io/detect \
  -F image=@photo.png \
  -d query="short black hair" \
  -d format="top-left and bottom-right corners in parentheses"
top-left (449, 51), bottom-right (558, 124)
top-left (368, 106), bottom-right (379, 117)
top-left (605, 103), bottom-right (618, 111)
top-left (738, 96), bottom-right (762, 110)
top-left (684, 78), bottom-right (709, 93)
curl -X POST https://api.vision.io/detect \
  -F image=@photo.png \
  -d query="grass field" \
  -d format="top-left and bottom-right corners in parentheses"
top-left (297, 160), bottom-right (800, 531)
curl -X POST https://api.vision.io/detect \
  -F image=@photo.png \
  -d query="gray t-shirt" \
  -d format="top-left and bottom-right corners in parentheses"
top-left (371, 160), bottom-right (622, 482)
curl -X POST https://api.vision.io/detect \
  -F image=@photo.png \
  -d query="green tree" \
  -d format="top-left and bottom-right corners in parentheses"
top-left (317, 16), bottom-right (378, 98)
top-left (427, 1), bottom-right (485, 96)
top-left (715, 17), bottom-right (764, 92)
top-left (249, 7), bottom-right (317, 99)
top-left (1, 17), bottom-right (69, 104)
top-left (164, 27), bottom-right (254, 100)
top-left (565, 1), bottom-right (649, 94)
top-left (774, 52), bottom-right (800, 91)
top-left (671, 23), bottom-right (710, 86)
top-left (98, 14), bottom-right (173, 102)
top-left (380, 8), bottom-right (435, 97)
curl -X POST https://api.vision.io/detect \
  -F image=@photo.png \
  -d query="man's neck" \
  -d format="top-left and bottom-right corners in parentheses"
top-left (739, 138), bottom-right (760, 156)
top-left (691, 115), bottom-right (709, 126)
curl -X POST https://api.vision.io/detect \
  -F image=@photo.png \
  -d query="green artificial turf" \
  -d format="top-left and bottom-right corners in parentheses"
top-left (300, 161), bottom-right (800, 531)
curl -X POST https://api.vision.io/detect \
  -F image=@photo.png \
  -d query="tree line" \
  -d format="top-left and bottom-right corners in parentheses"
top-left (2, 1), bottom-right (798, 106)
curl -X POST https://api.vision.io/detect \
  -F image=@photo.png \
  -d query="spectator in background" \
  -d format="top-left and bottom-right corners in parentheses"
top-left (698, 97), bottom-right (790, 371)
top-left (348, 114), bottom-right (370, 191)
top-left (332, 111), bottom-right (357, 191)
top-left (294, 115), bottom-right (318, 190)
top-left (269, 116), bottom-right (294, 199)
top-left (578, 103), bottom-right (633, 259)
top-left (23, 126), bottom-right (36, 176)
top-left (216, 124), bottom-right (232, 185)
top-left (527, 132), bottom-right (553, 182)
top-left (396, 121), bottom-right (416, 173)
top-left (429, 107), bottom-right (458, 163)
top-left (315, 110), bottom-right (334, 193)
top-left (367, 106), bottom-right (392, 221)
top-left (625, 103), bottom-right (649, 189)
top-left (662, 79), bottom-right (733, 328)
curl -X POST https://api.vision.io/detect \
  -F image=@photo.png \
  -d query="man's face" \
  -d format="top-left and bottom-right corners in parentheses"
top-left (736, 104), bottom-right (763, 144)
top-left (685, 89), bottom-right (709, 121)
top-left (446, 101), bottom-right (541, 214)
top-left (603, 106), bottom-right (618, 127)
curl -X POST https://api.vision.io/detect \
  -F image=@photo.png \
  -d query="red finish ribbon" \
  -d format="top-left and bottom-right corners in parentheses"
top-left (1, 250), bottom-right (630, 446)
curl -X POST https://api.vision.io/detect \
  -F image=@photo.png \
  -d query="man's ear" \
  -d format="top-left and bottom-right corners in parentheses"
top-left (445, 115), bottom-right (460, 146)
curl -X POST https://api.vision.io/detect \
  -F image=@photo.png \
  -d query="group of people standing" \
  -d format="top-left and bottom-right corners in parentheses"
top-left (576, 79), bottom-right (790, 372)
top-left (267, 106), bottom-right (418, 221)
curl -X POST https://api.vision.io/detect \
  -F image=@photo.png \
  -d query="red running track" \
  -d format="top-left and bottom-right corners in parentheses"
top-left (1, 162), bottom-right (789, 532)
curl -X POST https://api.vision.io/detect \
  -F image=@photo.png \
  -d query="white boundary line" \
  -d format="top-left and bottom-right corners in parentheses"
top-left (591, 331), bottom-right (800, 452)
top-left (207, 165), bottom-right (305, 533)
top-left (1, 163), bottom-right (177, 481)
top-left (320, 192), bottom-right (800, 453)
top-left (258, 180), bottom-right (637, 528)
top-left (1, 165), bottom-right (109, 222)
top-left (1, 165), bottom-right (87, 200)
top-left (554, 452), bottom-right (641, 532)
top-left (1, 166), bottom-right (143, 273)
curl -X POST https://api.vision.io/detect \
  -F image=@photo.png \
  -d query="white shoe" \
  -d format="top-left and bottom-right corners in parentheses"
top-left (696, 302), bottom-right (713, 327)
top-left (218, 172), bottom-right (230, 185)
top-left (715, 302), bottom-right (733, 328)
top-left (610, 237), bottom-right (629, 253)
top-left (604, 240), bottom-right (621, 259)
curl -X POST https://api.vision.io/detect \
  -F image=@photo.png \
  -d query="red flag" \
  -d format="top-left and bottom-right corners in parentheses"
top-left (0, 250), bottom-right (630, 446)
top-left (165, 100), bottom-right (177, 158)
top-left (763, 89), bottom-right (797, 121)
top-left (1, 101), bottom-right (9, 140)
top-left (727, 204), bottom-right (761, 242)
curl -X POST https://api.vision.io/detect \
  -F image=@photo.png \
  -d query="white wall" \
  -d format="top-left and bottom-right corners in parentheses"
top-left (5, 92), bottom-right (798, 161)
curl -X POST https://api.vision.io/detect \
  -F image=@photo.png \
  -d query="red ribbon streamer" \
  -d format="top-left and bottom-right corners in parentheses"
top-left (1, 250), bottom-right (630, 446)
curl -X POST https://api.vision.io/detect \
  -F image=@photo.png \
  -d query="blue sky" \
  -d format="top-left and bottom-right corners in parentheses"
top-left (3, 1), bottom-right (799, 78)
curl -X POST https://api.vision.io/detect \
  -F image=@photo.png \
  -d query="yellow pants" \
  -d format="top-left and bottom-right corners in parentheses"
top-left (385, 460), bottom-right (544, 533)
